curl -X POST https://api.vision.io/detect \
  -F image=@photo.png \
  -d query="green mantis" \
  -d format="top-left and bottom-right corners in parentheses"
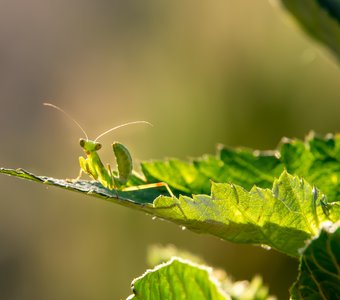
top-left (43, 103), bottom-right (175, 197)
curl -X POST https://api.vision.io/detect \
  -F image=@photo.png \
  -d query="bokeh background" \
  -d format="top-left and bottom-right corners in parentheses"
top-left (1, 1), bottom-right (340, 299)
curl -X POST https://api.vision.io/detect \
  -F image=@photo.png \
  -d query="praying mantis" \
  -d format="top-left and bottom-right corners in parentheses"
top-left (43, 103), bottom-right (175, 198)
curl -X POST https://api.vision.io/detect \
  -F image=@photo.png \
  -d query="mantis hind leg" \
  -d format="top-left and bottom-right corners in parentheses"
top-left (121, 182), bottom-right (174, 197)
top-left (121, 182), bottom-right (187, 219)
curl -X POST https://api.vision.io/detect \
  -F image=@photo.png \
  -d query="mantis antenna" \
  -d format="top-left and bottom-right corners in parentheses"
top-left (43, 103), bottom-right (89, 140)
top-left (94, 121), bottom-right (152, 142)
top-left (43, 102), bottom-right (152, 141)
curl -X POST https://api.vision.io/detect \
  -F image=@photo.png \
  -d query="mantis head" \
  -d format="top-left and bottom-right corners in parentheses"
top-left (79, 139), bottom-right (102, 154)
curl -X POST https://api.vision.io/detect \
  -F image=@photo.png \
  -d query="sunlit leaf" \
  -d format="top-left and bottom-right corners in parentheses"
top-left (280, 133), bottom-right (340, 201)
top-left (1, 168), bottom-right (339, 257)
top-left (142, 133), bottom-right (340, 201)
top-left (127, 258), bottom-right (229, 300)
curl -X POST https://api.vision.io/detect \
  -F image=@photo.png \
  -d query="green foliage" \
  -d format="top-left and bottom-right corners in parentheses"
top-left (128, 258), bottom-right (275, 300)
top-left (279, 0), bottom-right (340, 60)
top-left (143, 133), bottom-right (340, 201)
top-left (145, 246), bottom-right (274, 300)
top-left (290, 222), bottom-right (340, 299)
top-left (141, 147), bottom-right (283, 195)
top-left (1, 134), bottom-right (339, 299)
top-left (1, 134), bottom-right (339, 258)
top-left (280, 134), bottom-right (340, 201)
top-left (2, 1), bottom-right (340, 298)
top-left (152, 171), bottom-right (339, 257)
top-left (127, 258), bottom-right (228, 300)
top-left (130, 224), bottom-right (340, 300)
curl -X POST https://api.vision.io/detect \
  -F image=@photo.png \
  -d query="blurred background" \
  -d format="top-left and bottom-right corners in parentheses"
top-left (0, 0), bottom-right (340, 299)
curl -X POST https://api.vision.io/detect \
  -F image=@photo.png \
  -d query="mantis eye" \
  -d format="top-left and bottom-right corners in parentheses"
top-left (79, 139), bottom-right (86, 147)
top-left (95, 143), bottom-right (102, 150)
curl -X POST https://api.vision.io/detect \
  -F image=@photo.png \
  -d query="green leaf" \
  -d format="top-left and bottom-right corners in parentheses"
top-left (127, 258), bottom-right (229, 300)
top-left (290, 222), bottom-right (340, 299)
top-left (153, 171), bottom-right (340, 257)
top-left (142, 147), bottom-right (284, 196)
top-left (142, 133), bottom-right (340, 201)
top-left (141, 159), bottom-right (211, 195)
top-left (279, 0), bottom-right (340, 60)
top-left (1, 168), bottom-right (339, 257)
top-left (146, 246), bottom-right (274, 300)
top-left (128, 257), bottom-right (275, 300)
top-left (0, 168), bottom-right (165, 205)
top-left (1, 133), bottom-right (339, 257)
top-left (280, 133), bottom-right (340, 201)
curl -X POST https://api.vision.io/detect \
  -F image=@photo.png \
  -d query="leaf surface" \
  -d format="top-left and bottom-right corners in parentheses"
top-left (142, 133), bottom-right (340, 201)
top-left (280, 134), bottom-right (340, 201)
top-left (127, 258), bottom-right (229, 300)
top-left (290, 222), bottom-right (340, 299)
top-left (1, 168), bottom-right (339, 257)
